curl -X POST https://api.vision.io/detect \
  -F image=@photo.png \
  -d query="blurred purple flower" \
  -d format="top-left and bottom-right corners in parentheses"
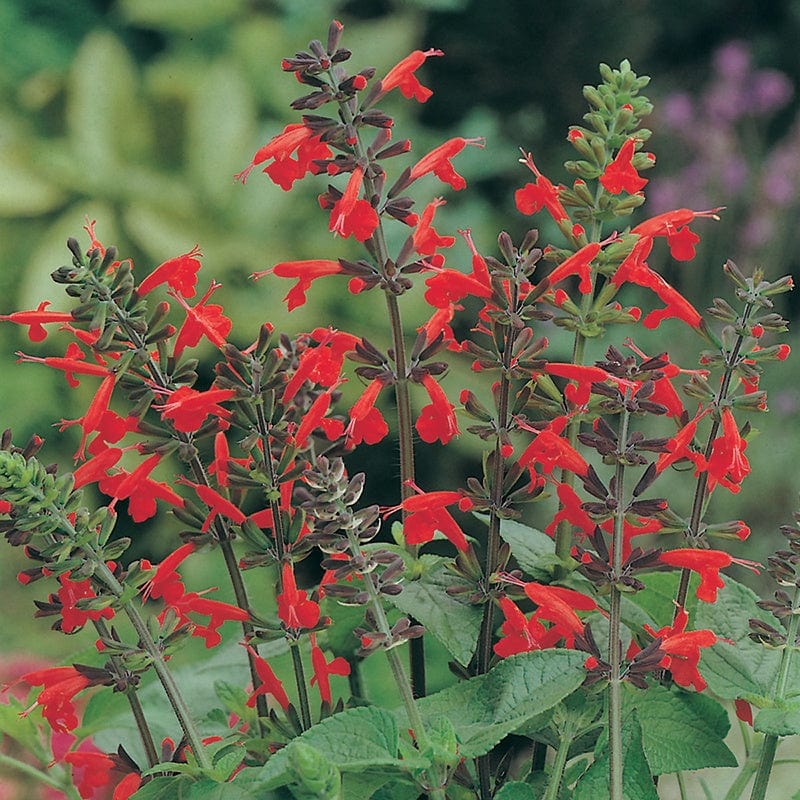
top-left (751, 69), bottom-right (793, 114)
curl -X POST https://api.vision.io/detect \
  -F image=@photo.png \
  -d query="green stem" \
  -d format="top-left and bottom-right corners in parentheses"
top-left (80, 541), bottom-right (211, 770)
top-left (289, 640), bottom-right (313, 731)
top-left (94, 618), bottom-right (159, 769)
top-left (748, 585), bottom-right (800, 800)
top-left (0, 751), bottom-right (80, 798)
top-left (674, 302), bottom-right (755, 615)
top-left (608, 391), bottom-right (632, 800)
top-left (335, 94), bottom-right (425, 696)
top-left (543, 731), bottom-right (573, 800)
top-left (723, 743), bottom-right (759, 800)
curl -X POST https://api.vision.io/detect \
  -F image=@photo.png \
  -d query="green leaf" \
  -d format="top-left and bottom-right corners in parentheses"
top-left (572, 709), bottom-right (658, 800)
top-left (497, 518), bottom-right (559, 581)
top-left (494, 782), bottom-right (537, 799)
top-left (755, 701), bottom-right (800, 736)
top-left (695, 577), bottom-right (800, 703)
top-left (259, 707), bottom-right (412, 791)
top-left (410, 650), bottom-right (586, 758)
top-left (387, 556), bottom-right (481, 666)
top-left (626, 684), bottom-right (737, 773)
top-left (131, 770), bottom-right (279, 799)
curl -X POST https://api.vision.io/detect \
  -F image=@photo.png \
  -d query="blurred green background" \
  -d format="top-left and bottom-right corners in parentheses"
top-left (1, 0), bottom-right (800, 794)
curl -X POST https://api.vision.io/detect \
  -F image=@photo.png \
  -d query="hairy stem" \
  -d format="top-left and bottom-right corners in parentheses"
top-left (608, 391), bottom-right (632, 800)
top-left (289, 640), bottom-right (313, 731)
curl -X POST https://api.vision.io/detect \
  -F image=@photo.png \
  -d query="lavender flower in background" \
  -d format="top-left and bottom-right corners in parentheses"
top-left (649, 40), bottom-right (798, 266)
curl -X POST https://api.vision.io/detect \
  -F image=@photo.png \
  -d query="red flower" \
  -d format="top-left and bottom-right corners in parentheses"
top-left (245, 645), bottom-right (290, 710)
top-left (98, 452), bottom-right (184, 522)
top-left (62, 750), bottom-right (140, 800)
top-left (543, 363), bottom-right (620, 407)
top-left (293, 387), bottom-right (345, 449)
top-left (58, 374), bottom-right (117, 461)
top-left (412, 197), bottom-right (456, 264)
top-left (642, 607), bottom-right (716, 691)
top-left (599, 138), bottom-right (649, 195)
top-left (137, 245), bottom-right (203, 298)
top-left (0, 301), bottom-right (73, 342)
top-left (518, 416), bottom-right (589, 477)
top-left (328, 166), bottom-right (380, 242)
top-left (493, 596), bottom-right (549, 657)
top-left (254, 259), bottom-right (344, 312)
top-left (378, 48), bottom-right (444, 102)
top-left (346, 378), bottom-right (389, 446)
top-left (57, 572), bottom-right (115, 633)
top-left (169, 592), bottom-right (250, 648)
top-left (141, 543), bottom-right (194, 606)
top-left (545, 481), bottom-right (596, 539)
top-left (393, 489), bottom-right (472, 551)
top-left (171, 281), bottom-right (232, 358)
top-left (418, 304), bottom-right (463, 351)
top-left (235, 123), bottom-right (331, 189)
top-left (282, 328), bottom-right (359, 403)
top-left (520, 581), bottom-right (596, 647)
top-left (277, 562), bottom-right (321, 630)
top-left (159, 386), bottom-right (236, 433)
top-left (309, 633), bottom-right (350, 704)
top-left (660, 548), bottom-right (759, 603)
top-left (702, 408), bottom-right (750, 493)
top-left (631, 207), bottom-right (721, 261)
top-left (177, 478), bottom-right (247, 532)
top-left (409, 137), bottom-right (485, 190)
top-left (19, 666), bottom-right (92, 733)
top-left (415, 373), bottom-right (459, 445)
top-left (515, 152), bottom-right (570, 223)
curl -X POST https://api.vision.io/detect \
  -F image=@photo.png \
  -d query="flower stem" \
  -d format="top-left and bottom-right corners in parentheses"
top-left (674, 301), bottom-right (755, 615)
top-left (608, 390), bottom-right (632, 800)
top-left (544, 730), bottom-right (573, 800)
top-left (289, 640), bottom-right (313, 731)
top-left (748, 584), bottom-right (800, 800)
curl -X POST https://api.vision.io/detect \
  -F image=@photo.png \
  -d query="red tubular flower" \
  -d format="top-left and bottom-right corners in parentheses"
top-left (170, 281), bottom-right (232, 358)
top-left (282, 328), bottom-right (359, 403)
top-left (137, 245), bottom-right (203, 298)
top-left (631, 207), bottom-right (721, 261)
top-left (660, 548), bottom-right (759, 603)
top-left (394, 489), bottom-right (472, 551)
top-left (328, 166), bottom-right (380, 242)
top-left (58, 374), bottom-right (117, 461)
top-left (545, 242), bottom-right (602, 294)
top-left (702, 408), bottom-right (750, 493)
top-left (310, 633), bottom-right (350, 704)
top-left (409, 137), bottom-right (485, 190)
top-left (141, 542), bottom-right (195, 605)
top-left (518, 416), bottom-right (589, 477)
top-left (277, 562), bottom-right (321, 630)
top-left (235, 123), bottom-right (331, 189)
top-left (72, 445), bottom-right (123, 492)
top-left (0, 301), bottom-right (74, 342)
top-left (599, 138), bottom-right (649, 195)
top-left (245, 645), bottom-right (290, 710)
top-left (379, 48), bottom-right (444, 102)
top-left (254, 259), bottom-right (344, 312)
top-left (159, 386), bottom-right (236, 433)
top-left (515, 152), bottom-right (570, 223)
top-left (642, 607), bottom-right (716, 692)
top-left (545, 481), bottom-right (596, 540)
top-left (346, 378), bottom-right (389, 446)
top-left (415, 373), bottom-right (459, 445)
top-left (293, 386), bottom-right (345, 448)
top-left (543, 363), bottom-right (619, 407)
top-left (57, 573), bottom-right (115, 633)
top-left (98, 453), bottom-right (184, 523)
top-left (493, 596), bottom-right (549, 657)
top-left (19, 666), bottom-right (92, 733)
top-left (177, 478), bottom-right (246, 532)
top-left (521, 581), bottom-right (597, 647)
top-left (170, 592), bottom-right (250, 648)
top-left (412, 197), bottom-right (456, 264)
top-left (418, 304), bottom-right (463, 351)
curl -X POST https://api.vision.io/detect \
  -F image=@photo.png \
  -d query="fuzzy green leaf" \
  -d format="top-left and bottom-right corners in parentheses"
top-left (754, 702), bottom-right (800, 736)
top-left (387, 556), bottom-right (481, 666)
top-left (258, 706), bottom-right (415, 791)
top-left (497, 518), bottom-right (558, 581)
top-left (626, 684), bottom-right (736, 773)
top-left (494, 782), bottom-right (538, 799)
top-left (409, 649), bottom-right (586, 758)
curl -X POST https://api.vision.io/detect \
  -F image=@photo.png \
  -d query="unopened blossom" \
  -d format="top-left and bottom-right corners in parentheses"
top-left (378, 48), bottom-right (444, 102)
